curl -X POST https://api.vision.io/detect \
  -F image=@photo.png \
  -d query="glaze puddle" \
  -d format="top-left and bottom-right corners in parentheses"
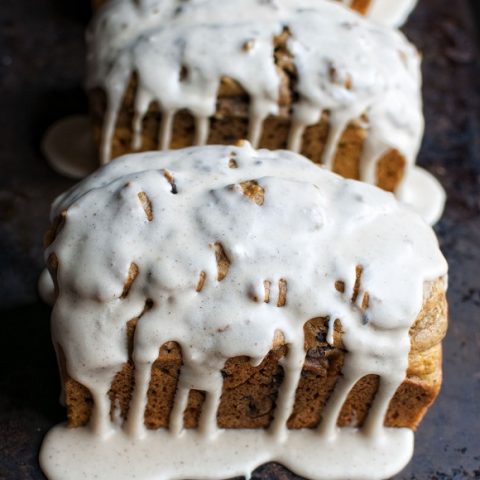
top-left (41, 425), bottom-right (414, 480)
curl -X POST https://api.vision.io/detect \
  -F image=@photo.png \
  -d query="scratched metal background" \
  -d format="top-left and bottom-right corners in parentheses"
top-left (0, 0), bottom-right (479, 478)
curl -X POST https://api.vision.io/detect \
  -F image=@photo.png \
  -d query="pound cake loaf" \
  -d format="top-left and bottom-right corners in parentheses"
top-left (41, 143), bottom-right (448, 480)
top-left (87, 0), bottom-right (423, 195)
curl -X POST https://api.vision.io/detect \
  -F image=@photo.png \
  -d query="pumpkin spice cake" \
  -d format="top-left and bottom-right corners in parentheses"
top-left (82, 0), bottom-right (447, 224)
top-left (87, 0), bottom-right (421, 191)
top-left (40, 143), bottom-right (448, 480)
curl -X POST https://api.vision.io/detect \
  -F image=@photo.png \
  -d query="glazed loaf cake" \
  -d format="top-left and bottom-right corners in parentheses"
top-left (44, 143), bottom-right (447, 437)
top-left (87, 0), bottom-right (423, 194)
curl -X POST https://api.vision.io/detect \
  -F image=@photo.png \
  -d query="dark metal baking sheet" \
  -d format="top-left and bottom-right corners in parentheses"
top-left (0, 0), bottom-right (479, 478)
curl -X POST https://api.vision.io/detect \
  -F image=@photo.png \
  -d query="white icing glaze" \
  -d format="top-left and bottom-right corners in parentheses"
top-left (365, 0), bottom-right (417, 27)
top-left (397, 165), bottom-right (447, 226)
top-left (41, 143), bottom-right (447, 480)
top-left (38, 268), bottom-right (55, 305)
top-left (42, 115), bottom-right (98, 179)
top-left (87, 0), bottom-right (424, 189)
top-left (41, 427), bottom-right (414, 480)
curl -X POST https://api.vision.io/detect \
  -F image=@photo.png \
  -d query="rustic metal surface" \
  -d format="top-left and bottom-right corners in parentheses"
top-left (0, 0), bottom-right (479, 479)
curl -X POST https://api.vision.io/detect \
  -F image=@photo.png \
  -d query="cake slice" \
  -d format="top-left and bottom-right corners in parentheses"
top-left (41, 143), bottom-right (448, 480)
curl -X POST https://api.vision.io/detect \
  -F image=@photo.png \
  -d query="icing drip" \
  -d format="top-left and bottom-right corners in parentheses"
top-left (397, 165), bottom-right (447, 225)
top-left (366, 0), bottom-right (418, 27)
top-left (38, 268), bottom-right (55, 305)
top-left (87, 0), bottom-right (424, 191)
top-left (41, 143), bottom-right (447, 480)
